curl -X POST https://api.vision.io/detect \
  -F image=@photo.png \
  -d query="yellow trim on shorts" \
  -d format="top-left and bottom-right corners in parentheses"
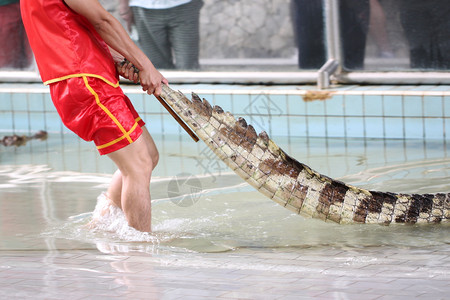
top-left (96, 118), bottom-right (142, 150)
top-left (81, 76), bottom-right (136, 149)
top-left (96, 122), bottom-right (139, 150)
top-left (44, 73), bottom-right (119, 88)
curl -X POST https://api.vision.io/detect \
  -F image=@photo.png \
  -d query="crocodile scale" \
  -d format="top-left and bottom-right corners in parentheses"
top-left (159, 85), bottom-right (449, 224)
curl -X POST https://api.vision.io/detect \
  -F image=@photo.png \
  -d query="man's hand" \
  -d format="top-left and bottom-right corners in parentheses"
top-left (110, 48), bottom-right (139, 83)
top-left (116, 59), bottom-right (139, 83)
top-left (139, 63), bottom-right (168, 97)
top-left (115, 58), bottom-right (168, 96)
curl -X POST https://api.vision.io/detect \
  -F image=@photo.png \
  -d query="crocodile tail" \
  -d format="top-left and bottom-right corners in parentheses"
top-left (159, 85), bottom-right (449, 224)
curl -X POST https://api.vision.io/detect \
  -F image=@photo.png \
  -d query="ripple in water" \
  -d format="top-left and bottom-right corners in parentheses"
top-left (340, 158), bottom-right (450, 194)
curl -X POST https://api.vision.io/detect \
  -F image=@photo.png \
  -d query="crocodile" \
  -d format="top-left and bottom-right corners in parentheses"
top-left (1, 130), bottom-right (48, 147)
top-left (159, 84), bottom-right (449, 225)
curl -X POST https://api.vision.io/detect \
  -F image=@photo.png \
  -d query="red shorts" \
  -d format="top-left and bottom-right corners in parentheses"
top-left (49, 76), bottom-right (145, 155)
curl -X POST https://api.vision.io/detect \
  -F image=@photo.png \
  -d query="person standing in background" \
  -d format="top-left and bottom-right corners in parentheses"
top-left (0, 0), bottom-right (32, 69)
top-left (119, 0), bottom-right (204, 70)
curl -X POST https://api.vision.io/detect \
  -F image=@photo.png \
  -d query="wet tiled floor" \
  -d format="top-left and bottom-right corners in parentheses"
top-left (1, 245), bottom-right (449, 299)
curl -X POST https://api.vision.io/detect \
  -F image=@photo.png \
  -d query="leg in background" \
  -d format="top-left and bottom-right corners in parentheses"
top-left (339, 0), bottom-right (370, 70)
top-left (291, 0), bottom-right (326, 69)
top-left (169, 0), bottom-right (203, 70)
top-left (132, 7), bottom-right (175, 69)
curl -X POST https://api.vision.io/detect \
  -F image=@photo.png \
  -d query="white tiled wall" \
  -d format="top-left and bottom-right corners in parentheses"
top-left (1, 84), bottom-right (449, 141)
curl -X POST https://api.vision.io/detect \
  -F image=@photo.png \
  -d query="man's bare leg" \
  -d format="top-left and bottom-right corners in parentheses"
top-left (106, 127), bottom-right (159, 209)
top-left (106, 128), bottom-right (158, 232)
top-left (141, 127), bottom-right (159, 168)
top-left (106, 169), bottom-right (123, 209)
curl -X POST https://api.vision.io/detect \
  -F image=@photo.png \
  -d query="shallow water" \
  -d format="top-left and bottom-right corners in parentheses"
top-left (0, 133), bottom-right (448, 255)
